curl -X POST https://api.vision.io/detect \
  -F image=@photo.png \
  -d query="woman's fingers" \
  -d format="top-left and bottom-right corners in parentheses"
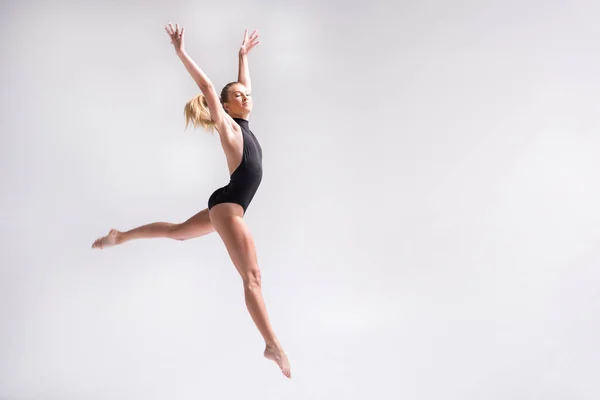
top-left (241, 28), bottom-right (259, 52)
top-left (164, 22), bottom-right (185, 50)
top-left (164, 22), bottom-right (185, 40)
top-left (243, 28), bottom-right (258, 44)
top-left (165, 22), bottom-right (182, 36)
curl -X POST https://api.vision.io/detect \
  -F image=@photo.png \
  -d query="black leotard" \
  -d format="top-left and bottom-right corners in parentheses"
top-left (207, 118), bottom-right (263, 214)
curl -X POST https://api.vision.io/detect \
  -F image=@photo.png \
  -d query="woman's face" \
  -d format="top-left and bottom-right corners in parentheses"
top-left (224, 83), bottom-right (252, 116)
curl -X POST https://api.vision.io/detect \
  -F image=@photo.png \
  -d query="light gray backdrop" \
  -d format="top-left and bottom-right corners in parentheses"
top-left (1, 0), bottom-right (599, 399)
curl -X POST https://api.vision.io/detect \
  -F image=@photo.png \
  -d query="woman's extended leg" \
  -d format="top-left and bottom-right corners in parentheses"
top-left (92, 208), bottom-right (214, 249)
top-left (209, 203), bottom-right (291, 378)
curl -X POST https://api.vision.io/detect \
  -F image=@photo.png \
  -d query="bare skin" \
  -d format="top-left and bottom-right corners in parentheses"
top-left (209, 202), bottom-right (291, 378)
top-left (91, 205), bottom-right (291, 378)
top-left (92, 24), bottom-right (291, 378)
top-left (92, 208), bottom-right (214, 248)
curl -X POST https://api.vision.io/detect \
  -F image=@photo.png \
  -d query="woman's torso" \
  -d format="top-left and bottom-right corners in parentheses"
top-left (219, 118), bottom-right (263, 182)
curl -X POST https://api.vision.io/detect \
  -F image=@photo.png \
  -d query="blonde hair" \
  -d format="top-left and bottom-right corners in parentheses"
top-left (183, 82), bottom-right (239, 132)
top-left (184, 94), bottom-right (215, 132)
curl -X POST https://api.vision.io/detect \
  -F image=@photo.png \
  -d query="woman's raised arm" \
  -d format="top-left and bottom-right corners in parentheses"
top-left (237, 29), bottom-right (260, 92)
top-left (165, 22), bottom-right (229, 129)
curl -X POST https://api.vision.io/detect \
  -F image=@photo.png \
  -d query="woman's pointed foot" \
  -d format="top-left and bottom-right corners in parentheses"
top-left (91, 229), bottom-right (121, 249)
top-left (264, 343), bottom-right (291, 379)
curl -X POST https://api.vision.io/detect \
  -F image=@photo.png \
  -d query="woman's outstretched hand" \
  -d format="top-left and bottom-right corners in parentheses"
top-left (240, 29), bottom-right (260, 56)
top-left (165, 22), bottom-right (185, 54)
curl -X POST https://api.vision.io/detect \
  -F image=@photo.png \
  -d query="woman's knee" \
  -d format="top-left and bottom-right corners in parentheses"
top-left (243, 267), bottom-right (262, 289)
top-left (167, 223), bottom-right (187, 240)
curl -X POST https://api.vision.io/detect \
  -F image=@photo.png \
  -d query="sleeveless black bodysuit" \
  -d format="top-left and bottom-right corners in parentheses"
top-left (208, 118), bottom-right (263, 214)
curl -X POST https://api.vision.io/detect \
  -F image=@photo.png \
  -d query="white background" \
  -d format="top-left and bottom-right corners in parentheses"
top-left (1, 0), bottom-right (599, 399)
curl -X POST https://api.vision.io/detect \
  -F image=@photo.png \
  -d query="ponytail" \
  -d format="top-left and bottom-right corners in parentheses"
top-left (184, 94), bottom-right (215, 131)
top-left (183, 82), bottom-right (239, 132)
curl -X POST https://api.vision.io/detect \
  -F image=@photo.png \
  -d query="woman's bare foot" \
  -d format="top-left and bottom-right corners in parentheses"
top-left (91, 229), bottom-right (121, 249)
top-left (264, 343), bottom-right (291, 378)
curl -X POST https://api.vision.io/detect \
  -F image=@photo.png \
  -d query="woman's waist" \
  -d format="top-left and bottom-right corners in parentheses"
top-left (229, 163), bottom-right (263, 182)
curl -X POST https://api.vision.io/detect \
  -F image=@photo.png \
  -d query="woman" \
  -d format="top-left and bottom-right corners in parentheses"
top-left (92, 23), bottom-right (291, 379)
